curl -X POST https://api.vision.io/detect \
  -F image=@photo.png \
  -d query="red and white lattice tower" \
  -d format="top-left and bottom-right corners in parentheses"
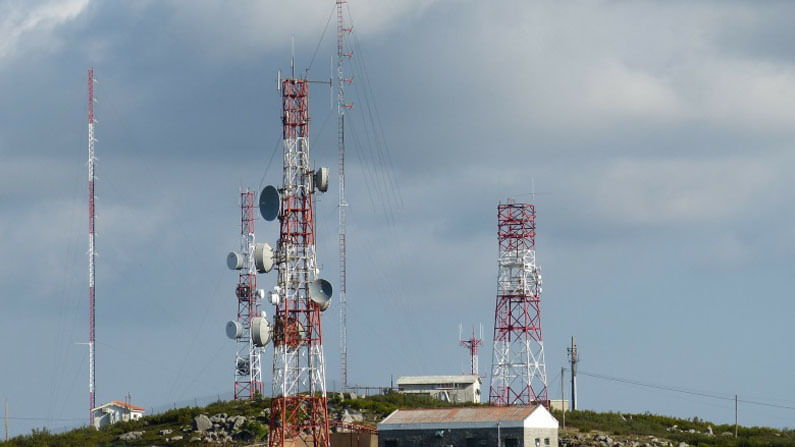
top-left (460, 326), bottom-right (483, 376)
top-left (87, 68), bottom-right (97, 421)
top-left (268, 77), bottom-right (331, 447)
top-left (231, 190), bottom-right (264, 399)
top-left (488, 200), bottom-right (549, 407)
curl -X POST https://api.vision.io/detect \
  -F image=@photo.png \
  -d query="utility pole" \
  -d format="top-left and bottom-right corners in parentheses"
top-left (734, 394), bottom-right (738, 438)
top-left (567, 336), bottom-right (579, 410)
top-left (5, 397), bottom-right (8, 442)
top-left (560, 367), bottom-right (565, 429)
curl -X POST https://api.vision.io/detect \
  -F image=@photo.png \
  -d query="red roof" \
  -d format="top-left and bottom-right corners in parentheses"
top-left (381, 406), bottom-right (538, 424)
top-left (110, 400), bottom-right (145, 412)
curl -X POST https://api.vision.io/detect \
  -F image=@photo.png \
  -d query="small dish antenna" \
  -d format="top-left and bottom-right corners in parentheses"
top-left (269, 291), bottom-right (280, 306)
top-left (225, 320), bottom-right (243, 339)
top-left (259, 185), bottom-right (280, 221)
top-left (251, 317), bottom-right (272, 347)
top-left (313, 167), bottom-right (329, 193)
top-left (308, 279), bottom-right (333, 311)
top-left (226, 252), bottom-right (244, 270)
top-left (254, 243), bottom-right (275, 273)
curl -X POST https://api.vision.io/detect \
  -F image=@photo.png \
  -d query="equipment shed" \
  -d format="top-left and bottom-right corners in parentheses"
top-left (377, 406), bottom-right (558, 447)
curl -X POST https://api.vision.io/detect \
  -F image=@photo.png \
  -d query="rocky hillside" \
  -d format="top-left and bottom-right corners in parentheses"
top-left (3, 393), bottom-right (794, 447)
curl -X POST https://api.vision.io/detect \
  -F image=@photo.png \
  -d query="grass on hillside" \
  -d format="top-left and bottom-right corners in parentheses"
top-left (3, 393), bottom-right (795, 447)
top-left (553, 409), bottom-right (795, 447)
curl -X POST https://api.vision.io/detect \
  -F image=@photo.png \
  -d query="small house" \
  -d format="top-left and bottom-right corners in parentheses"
top-left (396, 375), bottom-right (482, 404)
top-left (92, 400), bottom-right (145, 429)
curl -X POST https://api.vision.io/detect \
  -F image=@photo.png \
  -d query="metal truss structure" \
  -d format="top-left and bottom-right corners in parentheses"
top-left (488, 200), bottom-right (549, 407)
top-left (269, 78), bottom-right (331, 447)
top-left (234, 190), bottom-right (263, 399)
top-left (87, 68), bottom-right (97, 421)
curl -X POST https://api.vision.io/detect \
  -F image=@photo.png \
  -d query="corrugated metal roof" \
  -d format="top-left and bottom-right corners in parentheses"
top-left (396, 375), bottom-right (481, 385)
top-left (381, 406), bottom-right (537, 425)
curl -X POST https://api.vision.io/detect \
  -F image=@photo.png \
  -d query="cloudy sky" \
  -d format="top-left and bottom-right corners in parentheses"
top-left (2, 0), bottom-right (795, 436)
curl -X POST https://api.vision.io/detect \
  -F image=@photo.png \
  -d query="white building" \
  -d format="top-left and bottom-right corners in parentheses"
top-left (92, 400), bottom-right (145, 429)
top-left (396, 375), bottom-right (481, 404)
top-left (378, 405), bottom-right (559, 447)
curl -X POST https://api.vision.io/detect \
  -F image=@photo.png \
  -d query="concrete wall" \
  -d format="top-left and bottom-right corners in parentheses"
top-left (332, 432), bottom-right (378, 447)
top-left (378, 427), bottom-right (525, 447)
top-left (523, 427), bottom-right (558, 447)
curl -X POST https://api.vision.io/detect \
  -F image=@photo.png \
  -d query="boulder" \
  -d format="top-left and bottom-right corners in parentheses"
top-left (341, 408), bottom-right (364, 423)
top-left (118, 431), bottom-right (144, 441)
top-left (678, 442), bottom-right (689, 447)
top-left (231, 415), bottom-right (247, 431)
top-left (170, 435), bottom-right (184, 441)
top-left (706, 426), bottom-right (713, 436)
top-left (194, 414), bottom-right (212, 432)
top-left (159, 429), bottom-right (173, 436)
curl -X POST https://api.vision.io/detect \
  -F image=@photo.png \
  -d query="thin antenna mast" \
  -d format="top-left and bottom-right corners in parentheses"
top-left (459, 325), bottom-right (483, 376)
top-left (567, 336), bottom-right (578, 410)
top-left (336, 0), bottom-right (353, 391)
top-left (87, 68), bottom-right (97, 422)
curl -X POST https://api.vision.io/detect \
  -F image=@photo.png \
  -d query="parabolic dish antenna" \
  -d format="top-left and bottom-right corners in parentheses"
top-left (259, 185), bottom-right (280, 221)
top-left (314, 167), bottom-right (329, 193)
top-left (225, 320), bottom-right (243, 339)
top-left (254, 243), bottom-right (274, 273)
top-left (227, 252), bottom-right (243, 270)
top-left (251, 317), bottom-right (271, 347)
top-left (308, 279), bottom-right (333, 311)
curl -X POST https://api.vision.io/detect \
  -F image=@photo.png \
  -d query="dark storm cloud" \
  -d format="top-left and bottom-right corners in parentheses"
top-left (2, 0), bottom-right (795, 437)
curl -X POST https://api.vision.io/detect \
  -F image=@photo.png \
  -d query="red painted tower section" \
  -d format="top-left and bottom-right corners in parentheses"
top-left (460, 329), bottom-right (483, 376)
top-left (488, 200), bottom-right (549, 407)
top-left (234, 191), bottom-right (262, 399)
top-left (269, 78), bottom-right (331, 447)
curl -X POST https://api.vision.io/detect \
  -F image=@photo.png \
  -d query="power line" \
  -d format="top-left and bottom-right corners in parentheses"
top-left (580, 370), bottom-right (795, 412)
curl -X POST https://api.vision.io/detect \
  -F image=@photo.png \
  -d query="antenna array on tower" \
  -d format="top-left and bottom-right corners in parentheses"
top-left (488, 200), bottom-right (549, 407)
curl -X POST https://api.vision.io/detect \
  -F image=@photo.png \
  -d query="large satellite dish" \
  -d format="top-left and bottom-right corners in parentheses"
top-left (313, 167), bottom-right (329, 193)
top-left (308, 279), bottom-right (333, 311)
top-left (227, 252), bottom-right (243, 270)
top-left (259, 185), bottom-right (280, 221)
top-left (254, 243), bottom-right (274, 273)
top-left (251, 317), bottom-right (272, 347)
top-left (225, 320), bottom-right (243, 339)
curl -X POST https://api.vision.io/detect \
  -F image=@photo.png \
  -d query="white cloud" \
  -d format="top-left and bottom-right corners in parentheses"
top-left (584, 156), bottom-right (781, 227)
top-left (163, 0), bottom-right (449, 62)
top-left (0, 0), bottom-right (90, 61)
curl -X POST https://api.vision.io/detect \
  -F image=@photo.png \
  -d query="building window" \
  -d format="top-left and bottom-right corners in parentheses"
top-left (545, 438), bottom-right (550, 445)
top-left (535, 438), bottom-right (541, 447)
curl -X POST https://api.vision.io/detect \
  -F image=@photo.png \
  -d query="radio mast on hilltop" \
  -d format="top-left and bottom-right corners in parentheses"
top-left (336, 0), bottom-right (353, 392)
top-left (226, 190), bottom-right (270, 399)
top-left (459, 325), bottom-right (483, 376)
top-left (259, 73), bottom-right (332, 447)
top-left (488, 199), bottom-right (549, 407)
top-left (87, 68), bottom-right (97, 422)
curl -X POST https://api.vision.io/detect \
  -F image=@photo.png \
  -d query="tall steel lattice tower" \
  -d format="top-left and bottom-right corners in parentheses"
top-left (265, 77), bottom-right (332, 447)
top-left (87, 68), bottom-right (97, 421)
top-left (225, 191), bottom-right (264, 399)
top-left (488, 200), bottom-right (549, 407)
top-left (336, 0), bottom-right (353, 392)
